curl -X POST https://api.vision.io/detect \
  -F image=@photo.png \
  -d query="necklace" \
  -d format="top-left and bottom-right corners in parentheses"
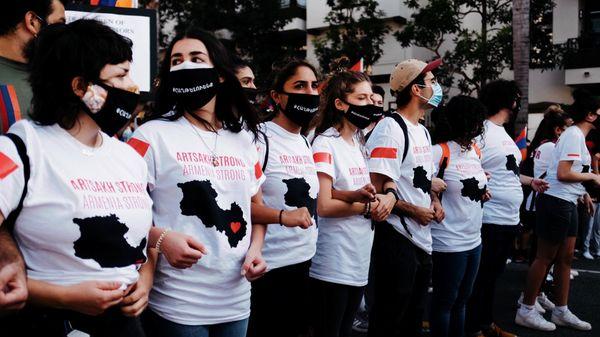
top-left (186, 117), bottom-right (219, 166)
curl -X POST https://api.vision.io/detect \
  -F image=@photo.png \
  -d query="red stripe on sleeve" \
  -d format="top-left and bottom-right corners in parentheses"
top-left (127, 138), bottom-right (150, 157)
top-left (313, 152), bottom-right (332, 164)
top-left (254, 162), bottom-right (263, 179)
top-left (567, 153), bottom-right (580, 158)
top-left (0, 152), bottom-right (18, 179)
top-left (371, 147), bottom-right (398, 159)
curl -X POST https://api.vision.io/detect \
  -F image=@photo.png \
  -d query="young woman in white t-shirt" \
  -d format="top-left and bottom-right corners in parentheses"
top-left (309, 69), bottom-right (395, 337)
top-left (517, 89), bottom-right (600, 331)
top-left (128, 28), bottom-right (267, 337)
top-left (247, 60), bottom-right (320, 337)
top-left (429, 96), bottom-right (490, 337)
top-left (0, 20), bottom-right (154, 336)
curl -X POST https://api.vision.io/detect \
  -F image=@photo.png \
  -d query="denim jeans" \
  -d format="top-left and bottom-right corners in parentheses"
top-left (584, 203), bottom-right (600, 255)
top-left (430, 245), bottom-right (482, 337)
top-left (142, 309), bottom-right (248, 337)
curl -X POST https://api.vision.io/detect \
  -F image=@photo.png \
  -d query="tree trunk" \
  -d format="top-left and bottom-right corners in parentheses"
top-left (512, 0), bottom-right (530, 138)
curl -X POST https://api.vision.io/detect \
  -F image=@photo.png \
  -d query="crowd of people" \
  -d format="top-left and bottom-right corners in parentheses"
top-left (1, 2), bottom-right (599, 337)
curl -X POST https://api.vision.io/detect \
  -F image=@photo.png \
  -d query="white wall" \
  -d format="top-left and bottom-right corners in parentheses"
top-left (566, 67), bottom-right (600, 85)
top-left (553, 0), bottom-right (581, 44)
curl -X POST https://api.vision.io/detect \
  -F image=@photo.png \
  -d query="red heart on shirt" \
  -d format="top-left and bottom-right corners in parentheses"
top-left (230, 222), bottom-right (241, 233)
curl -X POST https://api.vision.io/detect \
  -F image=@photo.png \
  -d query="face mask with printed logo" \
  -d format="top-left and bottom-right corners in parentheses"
top-left (169, 61), bottom-right (220, 111)
top-left (280, 92), bottom-right (320, 128)
top-left (343, 101), bottom-right (378, 129)
top-left (81, 83), bottom-right (140, 137)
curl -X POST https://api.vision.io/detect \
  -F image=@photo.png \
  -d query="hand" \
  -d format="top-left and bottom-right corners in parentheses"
top-left (281, 208), bottom-right (313, 229)
top-left (531, 178), bottom-right (549, 193)
top-left (371, 193), bottom-right (395, 222)
top-left (0, 263), bottom-right (27, 310)
top-left (120, 274), bottom-right (152, 317)
top-left (485, 171), bottom-right (492, 181)
top-left (431, 178), bottom-right (447, 194)
top-left (591, 174), bottom-right (600, 187)
top-left (241, 248), bottom-right (267, 282)
top-left (63, 281), bottom-right (126, 316)
top-left (412, 206), bottom-right (435, 226)
top-left (161, 231), bottom-right (208, 269)
top-left (432, 200), bottom-right (445, 223)
top-left (583, 193), bottom-right (594, 215)
top-left (482, 189), bottom-right (492, 202)
top-left (352, 184), bottom-right (377, 203)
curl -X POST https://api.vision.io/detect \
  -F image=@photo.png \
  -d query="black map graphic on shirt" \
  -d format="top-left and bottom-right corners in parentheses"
top-left (73, 214), bottom-right (147, 268)
top-left (413, 166), bottom-right (432, 194)
top-left (460, 177), bottom-right (487, 207)
top-left (283, 177), bottom-right (317, 218)
top-left (582, 165), bottom-right (590, 173)
top-left (177, 180), bottom-right (247, 247)
top-left (506, 154), bottom-right (519, 175)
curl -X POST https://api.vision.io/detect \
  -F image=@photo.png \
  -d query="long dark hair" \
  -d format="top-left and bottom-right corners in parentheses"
top-left (433, 95), bottom-right (485, 150)
top-left (312, 70), bottom-right (371, 137)
top-left (149, 26), bottom-right (258, 136)
top-left (528, 105), bottom-right (568, 153)
top-left (570, 88), bottom-right (599, 123)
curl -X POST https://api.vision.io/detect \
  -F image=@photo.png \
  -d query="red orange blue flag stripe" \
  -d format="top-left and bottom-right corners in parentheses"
top-left (0, 85), bottom-right (22, 134)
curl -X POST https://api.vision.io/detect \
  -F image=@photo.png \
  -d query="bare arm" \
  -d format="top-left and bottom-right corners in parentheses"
top-left (0, 215), bottom-right (27, 310)
top-left (251, 188), bottom-right (312, 228)
top-left (556, 161), bottom-right (599, 184)
top-left (316, 173), bottom-right (372, 218)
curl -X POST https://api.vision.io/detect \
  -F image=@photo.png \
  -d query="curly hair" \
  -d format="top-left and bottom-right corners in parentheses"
top-left (28, 19), bottom-right (133, 130)
top-left (433, 95), bottom-right (486, 150)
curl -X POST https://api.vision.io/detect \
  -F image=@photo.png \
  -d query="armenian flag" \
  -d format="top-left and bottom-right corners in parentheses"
top-left (0, 85), bottom-right (22, 134)
top-left (515, 125), bottom-right (528, 159)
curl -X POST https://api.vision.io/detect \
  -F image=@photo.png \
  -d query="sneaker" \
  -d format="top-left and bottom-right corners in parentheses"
top-left (571, 269), bottom-right (579, 277)
top-left (483, 323), bottom-right (519, 337)
top-left (517, 292), bottom-right (545, 313)
top-left (583, 251), bottom-right (595, 260)
top-left (537, 292), bottom-right (556, 311)
top-left (515, 308), bottom-right (556, 331)
top-left (551, 308), bottom-right (592, 330)
top-left (545, 273), bottom-right (554, 283)
top-left (352, 316), bottom-right (369, 333)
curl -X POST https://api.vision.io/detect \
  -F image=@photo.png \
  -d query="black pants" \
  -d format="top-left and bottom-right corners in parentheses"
top-left (247, 260), bottom-right (311, 337)
top-left (465, 223), bottom-right (518, 334)
top-left (310, 278), bottom-right (364, 337)
top-left (0, 305), bottom-right (145, 337)
top-left (367, 222), bottom-right (433, 337)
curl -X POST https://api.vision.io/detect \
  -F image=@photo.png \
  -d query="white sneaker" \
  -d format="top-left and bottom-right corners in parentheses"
top-left (571, 269), bottom-right (579, 277)
top-left (551, 308), bottom-right (592, 331)
top-left (516, 307), bottom-right (556, 331)
top-left (546, 273), bottom-right (554, 283)
top-left (583, 251), bottom-right (594, 260)
top-left (517, 292), bottom-right (545, 313)
top-left (537, 292), bottom-right (556, 311)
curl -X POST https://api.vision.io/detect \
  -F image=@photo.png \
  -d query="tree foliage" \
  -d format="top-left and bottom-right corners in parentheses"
top-left (313, 0), bottom-right (389, 73)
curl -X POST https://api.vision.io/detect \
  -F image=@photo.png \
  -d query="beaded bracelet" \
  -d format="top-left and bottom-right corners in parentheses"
top-left (155, 229), bottom-right (170, 253)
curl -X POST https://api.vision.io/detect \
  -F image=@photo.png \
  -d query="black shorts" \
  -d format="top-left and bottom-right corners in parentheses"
top-left (536, 193), bottom-right (578, 243)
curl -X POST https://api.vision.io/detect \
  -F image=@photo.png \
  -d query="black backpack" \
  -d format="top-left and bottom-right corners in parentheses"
top-left (2, 133), bottom-right (30, 233)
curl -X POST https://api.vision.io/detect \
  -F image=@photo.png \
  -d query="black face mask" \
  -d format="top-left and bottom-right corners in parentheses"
top-left (343, 102), bottom-right (378, 129)
top-left (371, 106), bottom-right (384, 122)
top-left (243, 87), bottom-right (259, 106)
top-left (280, 92), bottom-right (320, 128)
top-left (169, 66), bottom-right (219, 111)
top-left (83, 83), bottom-right (140, 137)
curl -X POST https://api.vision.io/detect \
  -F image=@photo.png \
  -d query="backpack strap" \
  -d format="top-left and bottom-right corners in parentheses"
top-left (387, 113), bottom-right (410, 164)
top-left (257, 129), bottom-right (269, 172)
top-left (437, 142), bottom-right (450, 179)
top-left (301, 135), bottom-right (310, 149)
top-left (473, 143), bottom-right (482, 159)
top-left (2, 133), bottom-right (30, 233)
top-left (527, 171), bottom-right (547, 212)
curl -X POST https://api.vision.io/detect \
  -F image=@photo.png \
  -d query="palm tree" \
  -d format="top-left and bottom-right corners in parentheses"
top-left (512, 0), bottom-right (530, 138)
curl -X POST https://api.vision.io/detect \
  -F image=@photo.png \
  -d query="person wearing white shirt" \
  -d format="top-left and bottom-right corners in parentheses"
top-left (517, 89), bottom-right (599, 332)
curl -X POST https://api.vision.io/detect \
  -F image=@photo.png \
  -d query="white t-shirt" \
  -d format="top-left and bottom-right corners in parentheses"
top-left (366, 114), bottom-right (434, 253)
top-left (256, 121), bottom-right (318, 270)
top-left (0, 120), bottom-right (152, 286)
top-left (431, 141), bottom-right (487, 252)
top-left (310, 128), bottom-right (373, 286)
top-left (545, 126), bottom-right (591, 204)
top-left (524, 141), bottom-right (555, 210)
top-left (129, 117), bottom-right (265, 325)
top-left (476, 120), bottom-right (522, 226)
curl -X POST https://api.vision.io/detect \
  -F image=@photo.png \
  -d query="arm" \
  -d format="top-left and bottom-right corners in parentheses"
top-left (316, 172), bottom-right (375, 218)
top-left (520, 174), bottom-right (549, 193)
top-left (148, 226), bottom-right (206, 269)
top-left (250, 188), bottom-right (312, 229)
top-left (120, 248), bottom-right (158, 317)
top-left (0, 219), bottom-right (27, 311)
top-left (556, 161), bottom-right (600, 184)
top-left (242, 193), bottom-right (268, 281)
